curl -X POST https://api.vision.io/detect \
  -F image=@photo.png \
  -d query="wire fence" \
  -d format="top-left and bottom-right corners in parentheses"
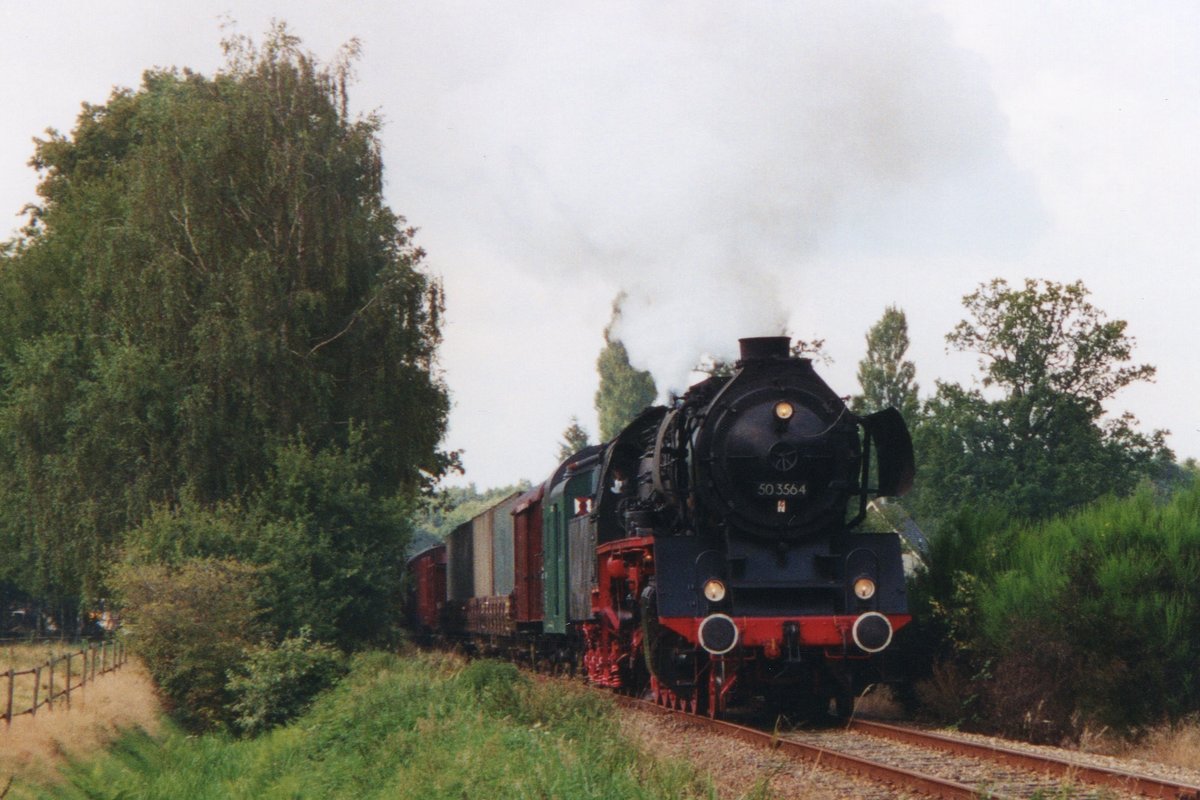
top-left (2, 640), bottom-right (127, 729)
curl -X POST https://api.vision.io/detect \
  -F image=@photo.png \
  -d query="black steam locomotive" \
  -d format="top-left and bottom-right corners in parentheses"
top-left (408, 336), bottom-right (915, 718)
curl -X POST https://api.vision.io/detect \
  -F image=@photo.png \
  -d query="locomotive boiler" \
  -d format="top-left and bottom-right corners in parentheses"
top-left (408, 336), bottom-right (915, 718)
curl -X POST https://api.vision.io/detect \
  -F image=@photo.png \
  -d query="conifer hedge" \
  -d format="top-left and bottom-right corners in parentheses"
top-left (912, 481), bottom-right (1200, 740)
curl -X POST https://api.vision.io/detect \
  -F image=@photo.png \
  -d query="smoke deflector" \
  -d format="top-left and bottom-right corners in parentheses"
top-left (862, 407), bottom-right (915, 497)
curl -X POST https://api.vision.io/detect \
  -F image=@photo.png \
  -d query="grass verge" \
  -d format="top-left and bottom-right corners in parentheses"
top-left (2, 641), bottom-right (122, 728)
top-left (1130, 719), bottom-right (1200, 769)
top-left (1078, 716), bottom-right (1200, 771)
top-left (15, 649), bottom-right (716, 800)
top-left (1, 656), bottom-right (162, 789)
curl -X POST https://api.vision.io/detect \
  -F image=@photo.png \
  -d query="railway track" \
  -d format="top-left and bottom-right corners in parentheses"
top-left (846, 719), bottom-right (1200, 799)
top-left (613, 695), bottom-right (1200, 799)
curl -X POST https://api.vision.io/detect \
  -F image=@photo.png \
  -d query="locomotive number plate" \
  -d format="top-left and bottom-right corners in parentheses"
top-left (755, 481), bottom-right (806, 497)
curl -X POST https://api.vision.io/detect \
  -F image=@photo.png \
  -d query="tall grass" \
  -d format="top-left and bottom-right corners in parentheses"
top-left (17, 650), bottom-right (714, 800)
top-left (2, 641), bottom-right (81, 671)
top-left (0, 658), bottom-right (162, 790)
top-left (1, 641), bottom-right (116, 729)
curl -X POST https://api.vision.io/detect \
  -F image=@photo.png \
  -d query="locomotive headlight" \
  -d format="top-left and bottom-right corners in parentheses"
top-left (853, 577), bottom-right (876, 601)
top-left (703, 579), bottom-right (727, 603)
top-left (774, 401), bottom-right (794, 420)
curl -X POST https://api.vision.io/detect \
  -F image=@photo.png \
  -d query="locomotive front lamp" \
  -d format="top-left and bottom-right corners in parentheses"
top-left (853, 577), bottom-right (876, 601)
top-left (774, 401), bottom-right (794, 420)
top-left (703, 579), bottom-right (727, 603)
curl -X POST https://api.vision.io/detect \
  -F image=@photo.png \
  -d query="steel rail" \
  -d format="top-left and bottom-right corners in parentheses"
top-left (612, 695), bottom-right (1014, 799)
top-left (849, 719), bottom-right (1200, 800)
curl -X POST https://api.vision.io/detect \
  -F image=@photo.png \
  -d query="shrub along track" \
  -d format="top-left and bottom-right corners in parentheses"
top-left (611, 694), bottom-right (1200, 799)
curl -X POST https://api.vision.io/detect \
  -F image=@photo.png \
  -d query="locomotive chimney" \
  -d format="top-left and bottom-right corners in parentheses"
top-left (738, 336), bottom-right (791, 362)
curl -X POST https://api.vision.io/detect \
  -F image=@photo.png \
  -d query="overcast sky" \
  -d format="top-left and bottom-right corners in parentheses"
top-left (2, 2), bottom-right (1197, 488)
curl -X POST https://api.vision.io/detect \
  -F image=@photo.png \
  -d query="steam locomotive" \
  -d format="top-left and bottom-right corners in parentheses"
top-left (407, 336), bottom-right (915, 717)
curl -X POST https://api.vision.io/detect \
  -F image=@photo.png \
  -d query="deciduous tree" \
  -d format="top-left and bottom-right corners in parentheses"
top-left (0, 24), bottom-right (451, 613)
top-left (912, 279), bottom-right (1170, 523)
top-left (948, 279), bottom-right (1154, 412)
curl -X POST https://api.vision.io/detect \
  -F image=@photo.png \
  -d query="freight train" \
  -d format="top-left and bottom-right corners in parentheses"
top-left (407, 336), bottom-right (915, 718)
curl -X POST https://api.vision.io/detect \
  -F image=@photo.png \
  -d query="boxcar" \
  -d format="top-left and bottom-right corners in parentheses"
top-left (406, 544), bottom-right (447, 635)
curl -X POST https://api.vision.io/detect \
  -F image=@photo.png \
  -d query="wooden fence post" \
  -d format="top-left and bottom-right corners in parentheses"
top-left (32, 666), bottom-right (40, 718)
top-left (0, 640), bottom-right (130, 729)
top-left (4, 668), bottom-right (12, 728)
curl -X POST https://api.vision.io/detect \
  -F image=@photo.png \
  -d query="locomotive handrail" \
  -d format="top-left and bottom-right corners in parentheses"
top-left (564, 451), bottom-right (603, 473)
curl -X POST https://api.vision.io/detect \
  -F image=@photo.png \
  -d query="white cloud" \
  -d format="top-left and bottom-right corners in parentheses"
top-left (2, 1), bottom-right (1196, 487)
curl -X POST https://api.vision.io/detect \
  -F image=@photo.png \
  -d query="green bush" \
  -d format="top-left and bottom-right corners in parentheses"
top-left (910, 481), bottom-right (1200, 740)
top-left (245, 432), bottom-right (416, 650)
top-left (114, 553), bottom-right (349, 735)
top-left (902, 507), bottom-right (1014, 723)
top-left (111, 557), bottom-right (263, 731)
top-left (228, 627), bottom-right (348, 736)
top-left (978, 483), bottom-right (1200, 736)
top-left (121, 433), bottom-right (416, 651)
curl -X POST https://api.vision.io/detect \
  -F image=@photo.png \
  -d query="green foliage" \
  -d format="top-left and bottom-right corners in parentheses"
top-left (112, 435), bottom-right (397, 731)
top-left (948, 278), bottom-right (1154, 410)
top-left (120, 499), bottom-right (246, 567)
top-left (901, 507), bottom-right (1012, 722)
top-left (110, 557), bottom-right (263, 731)
top-left (21, 650), bottom-right (714, 799)
top-left (557, 416), bottom-right (592, 461)
top-left (228, 627), bottom-right (347, 736)
top-left (121, 432), bottom-right (416, 650)
top-left (112, 433), bottom-right (402, 734)
top-left (0, 24), bottom-right (450, 609)
top-left (909, 483), bottom-right (1200, 739)
top-left (911, 278), bottom-right (1170, 524)
top-left (595, 296), bottom-right (657, 441)
top-left (246, 432), bottom-right (416, 649)
top-left (853, 305), bottom-right (919, 418)
top-left (977, 483), bottom-right (1200, 736)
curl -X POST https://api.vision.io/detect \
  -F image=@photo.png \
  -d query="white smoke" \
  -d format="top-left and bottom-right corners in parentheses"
top-left (401, 1), bottom-right (1039, 394)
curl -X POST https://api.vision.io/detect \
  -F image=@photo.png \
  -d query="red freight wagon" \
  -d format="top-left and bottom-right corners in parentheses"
top-left (512, 483), bottom-right (546, 624)
top-left (406, 544), bottom-right (447, 635)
